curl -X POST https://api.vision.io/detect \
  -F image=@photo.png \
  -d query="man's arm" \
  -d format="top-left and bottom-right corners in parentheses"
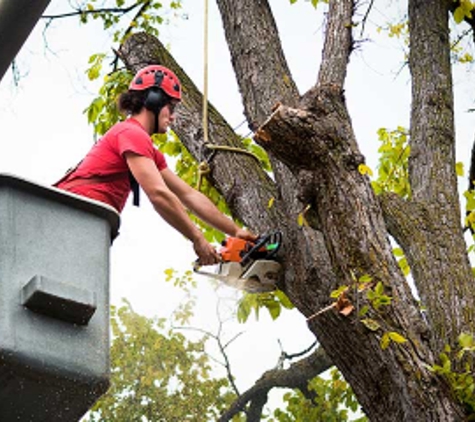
top-left (160, 168), bottom-right (256, 241)
top-left (125, 152), bottom-right (220, 265)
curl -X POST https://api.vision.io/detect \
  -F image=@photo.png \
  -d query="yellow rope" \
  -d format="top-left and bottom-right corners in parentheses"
top-left (202, 0), bottom-right (209, 144)
top-left (196, 0), bottom-right (261, 192)
top-left (196, 144), bottom-right (262, 191)
top-left (204, 144), bottom-right (261, 162)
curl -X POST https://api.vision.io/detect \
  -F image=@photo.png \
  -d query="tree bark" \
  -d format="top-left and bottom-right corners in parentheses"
top-left (117, 0), bottom-right (472, 419)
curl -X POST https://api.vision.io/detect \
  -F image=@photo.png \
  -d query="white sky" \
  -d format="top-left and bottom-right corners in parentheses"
top-left (1, 0), bottom-right (475, 413)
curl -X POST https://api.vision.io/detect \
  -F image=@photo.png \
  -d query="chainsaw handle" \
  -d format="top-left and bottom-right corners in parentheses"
top-left (240, 231), bottom-right (282, 266)
top-left (265, 231), bottom-right (282, 259)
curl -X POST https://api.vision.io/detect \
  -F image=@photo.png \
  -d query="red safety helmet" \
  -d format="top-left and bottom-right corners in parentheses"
top-left (129, 65), bottom-right (181, 100)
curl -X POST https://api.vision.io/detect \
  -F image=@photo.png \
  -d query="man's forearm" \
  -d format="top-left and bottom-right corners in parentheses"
top-left (183, 191), bottom-right (240, 237)
top-left (150, 188), bottom-right (205, 242)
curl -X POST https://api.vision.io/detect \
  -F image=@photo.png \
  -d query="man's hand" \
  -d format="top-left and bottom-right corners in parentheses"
top-left (192, 236), bottom-right (221, 266)
top-left (234, 228), bottom-right (258, 242)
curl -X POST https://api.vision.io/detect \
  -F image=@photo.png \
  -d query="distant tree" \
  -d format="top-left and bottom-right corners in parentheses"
top-left (83, 299), bottom-right (236, 421)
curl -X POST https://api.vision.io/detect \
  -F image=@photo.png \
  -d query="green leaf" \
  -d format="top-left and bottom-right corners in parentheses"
top-left (458, 332), bottom-right (474, 349)
top-left (275, 290), bottom-right (294, 309)
top-left (297, 212), bottom-right (307, 227)
top-left (374, 281), bottom-right (384, 296)
top-left (358, 163), bottom-right (373, 176)
top-left (331, 285), bottom-right (349, 299)
top-left (359, 274), bottom-right (372, 283)
top-left (266, 301), bottom-right (281, 320)
top-left (361, 318), bottom-right (381, 332)
top-left (388, 331), bottom-right (407, 344)
top-left (454, 6), bottom-right (466, 23)
top-left (380, 332), bottom-right (391, 350)
top-left (456, 162), bottom-right (465, 177)
top-left (164, 268), bottom-right (175, 281)
top-left (237, 298), bottom-right (251, 323)
top-left (358, 305), bottom-right (370, 317)
top-left (393, 247), bottom-right (404, 257)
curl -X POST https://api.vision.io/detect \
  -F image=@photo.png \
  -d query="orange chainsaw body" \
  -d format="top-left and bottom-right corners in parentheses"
top-left (219, 237), bottom-right (252, 263)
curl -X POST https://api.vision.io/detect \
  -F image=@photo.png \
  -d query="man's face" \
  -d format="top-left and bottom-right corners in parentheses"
top-left (157, 101), bottom-right (179, 133)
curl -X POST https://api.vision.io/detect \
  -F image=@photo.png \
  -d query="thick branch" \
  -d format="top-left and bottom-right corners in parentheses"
top-left (218, 347), bottom-right (333, 422)
top-left (408, 0), bottom-right (456, 203)
top-left (256, 86), bottom-right (353, 172)
top-left (408, 0), bottom-right (475, 351)
top-left (216, 0), bottom-right (299, 129)
top-left (317, 0), bottom-right (354, 88)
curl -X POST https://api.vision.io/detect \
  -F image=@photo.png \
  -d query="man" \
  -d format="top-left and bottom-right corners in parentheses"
top-left (55, 65), bottom-right (255, 265)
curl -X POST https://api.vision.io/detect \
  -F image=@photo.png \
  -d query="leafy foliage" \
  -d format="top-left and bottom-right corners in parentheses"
top-left (236, 289), bottom-right (294, 323)
top-left (273, 368), bottom-right (367, 422)
top-left (371, 127), bottom-right (411, 198)
top-left (428, 333), bottom-right (475, 418)
top-left (78, 0), bottom-right (182, 43)
top-left (85, 66), bottom-right (131, 137)
top-left (83, 299), bottom-right (236, 422)
top-left (377, 6), bottom-right (474, 64)
top-left (453, 0), bottom-right (475, 24)
top-left (330, 273), bottom-right (407, 351)
top-left (464, 188), bottom-right (475, 233)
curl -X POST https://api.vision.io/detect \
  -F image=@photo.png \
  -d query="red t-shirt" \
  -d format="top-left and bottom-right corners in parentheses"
top-left (56, 118), bottom-right (167, 212)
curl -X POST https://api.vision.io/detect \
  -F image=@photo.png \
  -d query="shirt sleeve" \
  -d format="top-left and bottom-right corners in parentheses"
top-left (154, 149), bottom-right (168, 171)
top-left (116, 126), bottom-right (156, 160)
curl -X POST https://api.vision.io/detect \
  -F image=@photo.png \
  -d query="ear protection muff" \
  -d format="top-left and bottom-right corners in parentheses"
top-left (143, 71), bottom-right (169, 114)
top-left (144, 88), bottom-right (168, 114)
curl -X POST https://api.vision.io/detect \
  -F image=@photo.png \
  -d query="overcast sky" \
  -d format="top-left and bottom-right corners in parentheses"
top-left (1, 0), bottom-right (475, 407)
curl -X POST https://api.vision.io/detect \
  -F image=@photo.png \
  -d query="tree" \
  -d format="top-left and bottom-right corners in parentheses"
top-left (42, 0), bottom-right (475, 420)
top-left (114, 1), bottom-right (475, 420)
top-left (83, 296), bottom-right (237, 421)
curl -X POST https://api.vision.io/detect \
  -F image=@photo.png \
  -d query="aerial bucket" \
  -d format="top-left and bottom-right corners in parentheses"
top-left (0, 173), bottom-right (119, 421)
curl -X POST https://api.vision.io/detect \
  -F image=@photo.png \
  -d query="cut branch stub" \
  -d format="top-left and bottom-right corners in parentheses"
top-left (255, 85), bottom-right (357, 172)
top-left (254, 110), bottom-right (333, 172)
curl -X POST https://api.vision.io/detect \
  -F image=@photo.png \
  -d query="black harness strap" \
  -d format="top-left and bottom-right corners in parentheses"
top-left (129, 172), bottom-right (140, 206)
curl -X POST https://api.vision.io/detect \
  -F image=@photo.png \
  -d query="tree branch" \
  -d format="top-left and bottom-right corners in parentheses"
top-left (41, 4), bottom-right (140, 20)
top-left (408, 0), bottom-right (475, 352)
top-left (218, 346), bottom-right (333, 422)
top-left (317, 0), bottom-right (354, 88)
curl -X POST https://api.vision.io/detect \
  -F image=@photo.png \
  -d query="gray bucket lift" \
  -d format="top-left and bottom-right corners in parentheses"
top-left (0, 173), bottom-right (120, 421)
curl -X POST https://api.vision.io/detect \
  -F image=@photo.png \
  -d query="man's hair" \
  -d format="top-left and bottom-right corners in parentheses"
top-left (118, 89), bottom-right (148, 115)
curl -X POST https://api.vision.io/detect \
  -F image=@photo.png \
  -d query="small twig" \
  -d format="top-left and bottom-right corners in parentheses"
top-left (283, 341), bottom-right (318, 361)
top-left (359, 0), bottom-right (375, 38)
top-left (41, 4), bottom-right (140, 20)
top-left (306, 302), bottom-right (338, 322)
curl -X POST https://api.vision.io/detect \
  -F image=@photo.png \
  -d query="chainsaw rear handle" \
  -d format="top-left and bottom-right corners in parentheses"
top-left (240, 231), bottom-right (282, 266)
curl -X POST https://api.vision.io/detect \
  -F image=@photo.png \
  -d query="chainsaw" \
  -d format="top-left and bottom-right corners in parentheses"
top-left (193, 231), bottom-right (282, 293)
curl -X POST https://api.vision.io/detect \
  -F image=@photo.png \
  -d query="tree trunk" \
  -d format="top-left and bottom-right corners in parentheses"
top-left (117, 0), bottom-right (472, 419)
